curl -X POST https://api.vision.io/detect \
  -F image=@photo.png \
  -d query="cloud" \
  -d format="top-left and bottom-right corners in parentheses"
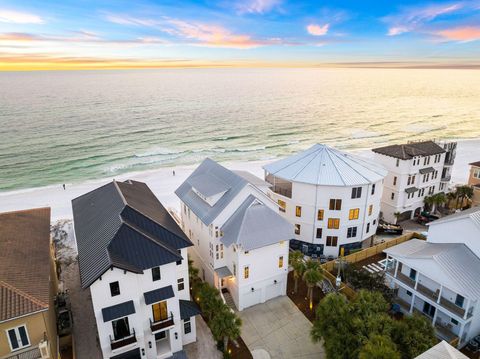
top-left (383, 3), bottom-right (462, 36)
top-left (235, 0), bottom-right (282, 14)
top-left (307, 24), bottom-right (329, 36)
top-left (432, 26), bottom-right (480, 42)
top-left (105, 14), bottom-right (158, 27)
top-left (0, 9), bottom-right (44, 24)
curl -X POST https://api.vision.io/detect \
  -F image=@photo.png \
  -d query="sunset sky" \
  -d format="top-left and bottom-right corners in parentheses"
top-left (1, 0), bottom-right (480, 70)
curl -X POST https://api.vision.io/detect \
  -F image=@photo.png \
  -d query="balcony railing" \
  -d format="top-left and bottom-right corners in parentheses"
top-left (110, 329), bottom-right (136, 350)
top-left (417, 283), bottom-right (439, 302)
top-left (435, 322), bottom-right (458, 343)
top-left (441, 175), bottom-right (451, 181)
top-left (439, 297), bottom-right (466, 318)
top-left (150, 312), bottom-right (175, 333)
top-left (394, 297), bottom-right (411, 313)
top-left (4, 346), bottom-right (42, 359)
top-left (396, 272), bottom-right (416, 288)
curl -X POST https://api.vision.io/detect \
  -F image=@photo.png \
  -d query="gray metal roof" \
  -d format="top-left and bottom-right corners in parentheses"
top-left (175, 158), bottom-right (248, 225)
top-left (189, 173), bottom-right (231, 198)
top-left (215, 266), bottom-right (233, 278)
top-left (384, 239), bottom-right (480, 299)
top-left (405, 187), bottom-right (419, 194)
top-left (221, 195), bottom-right (293, 251)
top-left (102, 300), bottom-right (135, 322)
top-left (427, 207), bottom-right (480, 228)
top-left (415, 341), bottom-right (468, 359)
top-left (144, 285), bottom-right (175, 305)
top-left (233, 170), bottom-right (271, 188)
top-left (179, 300), bottom-right (201, 320)
top-left (263, 144), bottom-right (387, 186)
top-left (72, 180), bottom-right (192, 288)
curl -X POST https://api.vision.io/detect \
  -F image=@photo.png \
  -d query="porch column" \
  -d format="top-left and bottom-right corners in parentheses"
top-left (437, 285), bottom-right (443, 304)
top-left (458, 322), bottom-right (466, 348)
top-left (409, 294), bottom-right (415, 314)
top-left (414, 274), bottom-right (419, 290)
top-left (394, 259), bottom-right (399, 277)
top-left (432, 306), bottom-right (438, 325)
top-left (463, 298), bottom-right (471, 320)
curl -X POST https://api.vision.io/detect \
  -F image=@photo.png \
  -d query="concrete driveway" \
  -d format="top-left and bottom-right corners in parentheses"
top-left (238, 296), bottom-right (325, 359)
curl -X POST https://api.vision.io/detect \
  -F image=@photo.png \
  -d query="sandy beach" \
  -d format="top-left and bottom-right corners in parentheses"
top-left (1, 138), bottom-right (478, 221)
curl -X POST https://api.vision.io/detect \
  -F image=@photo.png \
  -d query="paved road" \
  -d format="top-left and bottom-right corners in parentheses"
top-left (238, 296), bottom-right (325, 359)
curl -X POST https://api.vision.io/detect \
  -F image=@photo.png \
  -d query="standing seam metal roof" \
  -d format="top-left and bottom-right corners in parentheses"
top-left (72, 180), bottom-right (192, 289)
top-left (263, 144), bottom-right (387, 186)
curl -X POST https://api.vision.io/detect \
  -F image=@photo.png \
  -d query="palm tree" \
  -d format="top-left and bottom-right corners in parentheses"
top-left (446, 192), bottom-right (456, 209)
top-left (432, 192), bottom-right (446, 214)
top-left (188, 258), bottom-right (199, 284)
top-left (210, 306), bottom-right (242, 353)
top-left (198, 284), bottom-right (222, 321)
top-left (289, 250), bottom-right (305, 294)
top-left (455, 185), bottom-right (474, 208)
top-left (303, 259), bottom-right (323, 310)
top-left (423, 196), bottom-right (434, 213)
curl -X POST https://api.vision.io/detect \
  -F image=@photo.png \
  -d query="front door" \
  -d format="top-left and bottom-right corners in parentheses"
top-left (423, 302), bottom-right (436, 318)
top-left (152, 301), bottom-right (168, 322)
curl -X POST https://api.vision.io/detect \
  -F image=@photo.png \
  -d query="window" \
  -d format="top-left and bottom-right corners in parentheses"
top-left (396, 159), bottom-right (400, 167)
top-left (233, 263), bottom-right (236, 276)
top-left (409, 269), bottom-right (417, 280)
top-left (244, 266), bottom-right (249, 279)
top-left (393, 176), bottom-right (397, 186)
top-left (327, 218), bottom-right (340, 229)
top-left (178, 278), bottom-right (185, 291)
top-left (368, 205), bottom-right (373, 216)
top-left (7, 325), bottom-right (30, 351)
top-left (474, 169), bottom-right (480, 179)
top-left (366, 223), bottom-right (370, 233)
top-left (152, 267), bottom-right (161, 281)
top-left (451, 318), bottom-right (459, 326)
top-left (176, 249), bottom-right (182, 265)
top-left (455, 294), bottom-right (464, 308)
top-left (391, 192), bottom-right (395, 200)
top-left (295, 206), bottom-right (302, 217)
top-left (295, 224), bottom-right (301, 235)
top-left (329, 199), bottom-right (342, 210)
top-left (278, 199), bottom-right (286, 213)
top-left (371, 184), bottom-right (376, 195)
top-left (351, 187), bottom-right (362, 199)
top-left (278, 256), bottom-right (284, 268)
top-left (326, 236), bottom-right (338, 247)
top-left (349, 208), bottom-right (359, 220)
top-left (316, 228), bottom-right (322, 239)
top-left (110, 281), bottom-right (120, 297)
top-left (152, 301), bottom-right (168, 322)
top-left (406, 290), bottom-right (412, 296)
top-left (347, 227), bottom-right (357, 238)
top-left (184, 318), bottom-right (192, 334)
top-left (317, 209), bottom-right (324, 220)
top-left (112, 317), bottom-right (131, 341)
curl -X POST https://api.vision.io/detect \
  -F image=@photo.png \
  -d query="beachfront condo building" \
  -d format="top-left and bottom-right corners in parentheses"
top-left (263, 144), bottom-right (387, 258)
top-left (372, 140), bottom-right (457, 223)
top-left (384, 207), bottom-right (480, 348)
top-left (468, 161), bottom-right (480, 207)
top-left (176, 158), bottom-right (292, 311)
top-left (72, 180), bottom-right (199, 359)
top-left (0, 208), bottom-right (59, 359)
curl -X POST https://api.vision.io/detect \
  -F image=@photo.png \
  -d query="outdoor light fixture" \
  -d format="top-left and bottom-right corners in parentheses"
top-left (274, 280), bottom-right (277, 284)
top-left (148, 341), bottom-right (152, 349)
top-left (175, 332), bottom-right (178, 340)
top-left (141, 349), bottom-right (145, 356)
top-left (251, 287), bottom-right (254, 292)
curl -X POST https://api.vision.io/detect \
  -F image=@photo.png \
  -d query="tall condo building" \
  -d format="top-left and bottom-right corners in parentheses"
top-left (263, 144), bottom-right (387, 258)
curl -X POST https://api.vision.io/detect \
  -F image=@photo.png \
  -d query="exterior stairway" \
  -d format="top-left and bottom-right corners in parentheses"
top-left (221, 288), bottom-right (237, 311)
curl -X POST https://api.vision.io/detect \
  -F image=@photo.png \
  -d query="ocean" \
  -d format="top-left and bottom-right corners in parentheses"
top-left (1, 68), bottom-right (479, 191)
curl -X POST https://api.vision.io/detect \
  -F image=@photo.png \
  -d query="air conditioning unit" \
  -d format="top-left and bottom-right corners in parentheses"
top-left (39, 340), bottom-right (50, 359)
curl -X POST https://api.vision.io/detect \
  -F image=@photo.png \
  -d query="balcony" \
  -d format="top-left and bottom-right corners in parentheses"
top-left (4, 346), bottom-right (42, 359)
top-left (150, 312), bottom-right (174, 333)
top-left (396, 272), bottom-right (416, 289)
top-left (435, 322), bottom-right (458, 343)
top-left (417, 283), bottom-right (439, 302)
top-left (441, 175), bottom-right (451, 182)
top-left (394, 297), bottom-right (411, 313)
top-left (110, 329), bottom-right (136, 350)
top-left (439, 297), bottom-right (466, 318)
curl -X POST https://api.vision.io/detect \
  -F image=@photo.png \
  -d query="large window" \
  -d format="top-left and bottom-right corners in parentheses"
top-left (349, 208), bottom-right (359, 220)
top-left (326, 236), bottom-right (338, 247)
top-left (329, 199), bottom-right (342, 210)
top-left (152, 301), bottom-right (168, 322)
top-left (152, 267), bottom-right (161, 281)
top-left (110, 281), bottom-right (120, 297)
top-left (347, 227), bottom-right (357, 238)
top-left (7, 325), bottom-right (30, 351)
top-left (351, 187), bottom-right (362, 199)
top-left (295, 206), bottom-right (302, 217)
top-left (317, 209), bottom-right (324, 220)
top-left (112, 317), bottom-right (131, 341)
top-left (409, 269), bottom-right (417, 280)
top-left (327, 218), bottom-right (340, 229)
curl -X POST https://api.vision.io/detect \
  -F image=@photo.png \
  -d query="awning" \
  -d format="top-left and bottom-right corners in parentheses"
top-left (144, 285), bottom-right (174, 305)
top-left (405, 187), bottom-right (419, 194)
top-left (110, 348), bottom-right (141, 359)
top-left (419, 167), bottom-right (435, 174)
top-left (215, 266), bottom-right (233, 278)
top-left (102, 300), bottom-right (135, 322)
top-left (179, 300), bottom-right (202, 320)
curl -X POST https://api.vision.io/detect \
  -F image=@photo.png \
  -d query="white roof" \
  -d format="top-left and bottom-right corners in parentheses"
top-left (384, 239), bottom-right (480, 299)
top-left (428, 207), bottom-right (480, 229)
top-left (263, 144), bottom-right (387, 186)
top-left (415, 341), bottom-right (468, 359)
top-left (233, 170), bottom-right (271, 188)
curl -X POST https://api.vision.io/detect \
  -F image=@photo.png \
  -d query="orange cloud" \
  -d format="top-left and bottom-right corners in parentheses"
top-left (434, 26), bottom-right (480, 42)
top-left (306, 24), bottom-right (329, 36)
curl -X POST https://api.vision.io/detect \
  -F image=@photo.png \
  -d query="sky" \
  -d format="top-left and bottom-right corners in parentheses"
top-left (0, 0), bottom-right (480, 70)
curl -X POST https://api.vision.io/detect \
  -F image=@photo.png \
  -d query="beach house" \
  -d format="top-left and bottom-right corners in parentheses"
top-left (0, 208), bottom-right (58, 359)
top-left (72, 180), bottom-right (199, 359)
top-left (468, 161), bottom-right (480, 207)
top-left (372, 140), bottom-right (456, 223)
top-left (175, 158), bottom-right (292, 311)
top-left (263, 144), bottom-right (387, 258)
top-left (384, 207), bottom-right (480, 348)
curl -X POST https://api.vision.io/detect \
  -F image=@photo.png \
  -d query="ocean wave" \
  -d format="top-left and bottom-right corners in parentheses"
top-left (134, 147), bottom-right (185, 158)
top-left (212, 134), bottom-right (250, 141)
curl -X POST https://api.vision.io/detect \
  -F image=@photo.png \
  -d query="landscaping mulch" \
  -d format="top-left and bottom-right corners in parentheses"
top-left (286, 270), bottom-right (325, 323)
top-left (227, 336), bottom-right (253, 359)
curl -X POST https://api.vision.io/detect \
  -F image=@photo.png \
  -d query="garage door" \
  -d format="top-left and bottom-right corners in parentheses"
top-left (265, 282), bottom-right (283, 302)
top-left (242, 289), bottom-right (262, 309)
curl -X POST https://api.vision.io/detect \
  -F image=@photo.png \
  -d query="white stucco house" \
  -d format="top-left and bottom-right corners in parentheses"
top-left (263, 144), bottom-right (387, 258)
top-left (372, 140), bottom-right (456, 223)
top-left (384, 207), bottom-right (480, 348)
top-left (72, 180), bottom-right (199, 359)
top-left (175, 158), bottom-right (292, 311)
